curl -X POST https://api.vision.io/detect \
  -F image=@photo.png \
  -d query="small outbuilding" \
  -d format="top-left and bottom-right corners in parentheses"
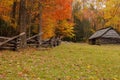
top-left (89, 27), bottom-right (120, 45)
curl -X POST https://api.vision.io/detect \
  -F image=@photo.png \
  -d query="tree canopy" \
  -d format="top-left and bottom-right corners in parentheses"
top-left (0, 0), bottom-right (74, 40)
top-left (0, 0), bottom-right (119, 42)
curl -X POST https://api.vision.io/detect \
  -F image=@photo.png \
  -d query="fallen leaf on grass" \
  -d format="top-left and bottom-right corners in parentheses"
top-left (0, 73), bottom-right (6, 79)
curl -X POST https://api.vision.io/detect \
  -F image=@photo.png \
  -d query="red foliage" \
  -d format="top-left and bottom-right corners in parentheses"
top-left (53, 0), bottom-right (73, 21)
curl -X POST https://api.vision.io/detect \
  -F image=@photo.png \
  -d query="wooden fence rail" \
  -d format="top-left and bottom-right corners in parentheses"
top-left (0, 32), bottom-right (61, 50)
top-left (0, 32), bottom-right (25, 50)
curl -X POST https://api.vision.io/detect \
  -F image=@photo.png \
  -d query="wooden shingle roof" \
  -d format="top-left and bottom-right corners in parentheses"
top-left (89, 27), bottom-right (120, 39)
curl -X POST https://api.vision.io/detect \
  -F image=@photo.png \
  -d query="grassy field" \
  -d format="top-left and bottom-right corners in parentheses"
top-left (0, 43), bottom-right (120, 80)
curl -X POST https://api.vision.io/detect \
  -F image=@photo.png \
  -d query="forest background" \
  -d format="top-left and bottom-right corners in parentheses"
top-left (0, 0), bottom-right (120, 42)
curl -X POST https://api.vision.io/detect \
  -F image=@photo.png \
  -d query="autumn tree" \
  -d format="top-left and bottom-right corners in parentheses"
top-left (0, 0), bottom-right (74, 45)
top-left (32, 0), bottom-right (74, 39)
top-left (103, 0), bottom-right (120, 31)
top-left (53, 0), bottom-right (74, 38)
top-left (73, 0), bottom-right (120, 42)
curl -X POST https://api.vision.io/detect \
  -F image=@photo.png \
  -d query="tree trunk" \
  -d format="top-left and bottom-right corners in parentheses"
top-left (12, 0), bottom-right (17, 23)
top-left (27, 0), bottom-right (33, 38)
top-left (18, 0), bottom-right (27, 48)
top-left (11, 0), bottom-right (18, 35)
top-left (37, 3), bottom-right (42, 47)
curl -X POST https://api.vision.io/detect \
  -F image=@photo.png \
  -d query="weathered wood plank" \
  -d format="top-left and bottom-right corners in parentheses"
top-left (0, 37), bottom-right (11, 40)
top-left (27, 32), bottom-right (43, 41)
top-left (0, 32), bottom-right (25, 46)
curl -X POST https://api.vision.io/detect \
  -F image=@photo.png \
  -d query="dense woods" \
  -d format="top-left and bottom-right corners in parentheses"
top-left (0, 0), bottom-right (73, 49)
top-left (73, 0), bottom-right (120, 41)
top-left (0, 0), bottom-right (73, 38)
top-left (0, 0), bottom-right (119, 43)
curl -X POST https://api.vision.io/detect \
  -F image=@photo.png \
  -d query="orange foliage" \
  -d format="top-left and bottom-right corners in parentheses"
top-left (53, 0), bottom-right (73, 21)
top-left (0, 0), bottom-right (74, 39)
top-left (0, 0), bottom-right (13, 21)
top-left (41, 0), bottom-right (74, 39)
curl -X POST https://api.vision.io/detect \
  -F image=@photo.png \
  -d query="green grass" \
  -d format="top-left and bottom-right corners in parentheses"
top-left (0, 43), bottom-right (120, 80)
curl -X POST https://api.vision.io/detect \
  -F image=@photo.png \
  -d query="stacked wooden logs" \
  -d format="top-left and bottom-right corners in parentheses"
top-left (0, 32), bottom-right (62, 50)
top-left (42, 36), bottom-right (62, 48)
top-left (0, 32), bottom-right (25, 50)
top-left (27, 34), bottom-right (41, 47)
top-left (0, 37), bottom-right (21, 50)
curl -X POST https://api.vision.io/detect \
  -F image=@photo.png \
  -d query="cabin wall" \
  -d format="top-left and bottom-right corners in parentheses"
top-left (89, 38), bottom-right (120, 45)
top-left (89, 39), bottom-right (96, 45)
top-left (99, 38), bottom-right (120, 44)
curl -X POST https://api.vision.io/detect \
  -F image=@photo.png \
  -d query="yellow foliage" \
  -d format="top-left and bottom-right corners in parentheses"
top-left (42, 18), bottom-right (56, 39)
top-left (104, 12), bottom-right (112, 19)
top-left (104, 0), bottom-right (120, 31)
top-left (2, 16), bottom-right (11, 22)
top-left (56, 20), bottom-right (74, 37)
